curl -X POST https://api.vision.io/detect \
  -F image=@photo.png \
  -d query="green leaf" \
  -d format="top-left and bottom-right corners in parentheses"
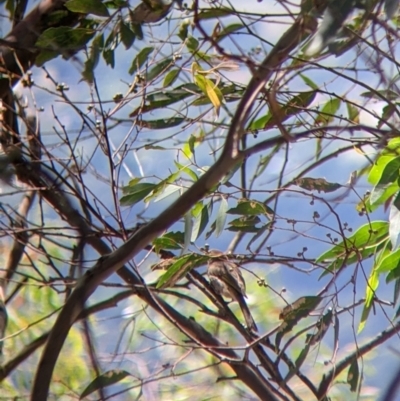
top-left (368, 155), bottom-right (399, 185)
top-left (153, 231), bottom-right (184, 252)
top-left (315, 98), bottom-right (341, 125)
top-left (306, 309), bottom-right (333, 345)
top-left (317, 221), bottom-right (389, 276)
top-left (227, 216), bottom-right (261, 232)
top-left (216, 23), bottom-right (244, 41)
top-left (227, 199), bottom-right (272, 216)
top-left (347, 358), bottom-right (360, 392)
top-left (346, 102), bottom-right (360, 123)
top-left (191, 203), bottom-right (209, 242)
top-left (197, 8), bottom-right (234, 19)
top-left (66, 0), bottom-right (109, 17)
top-left (119, 20), bottom-right (135, 49)
top-left (129, 84), bottom-right (198, 116)
top-left (120, 182), bottom-right (156, 206)
top-left (215, 197), bottom-right (228, 237)
top-left (146, 58), bottom-right (174, 81)
top-left (248, 91), bottom-right (316, 130)
top-left (163, 69), bottom-right (180, 87)
top-left (36, 27), bottom-right (95, 50)
top-left (375, 247), bottom-right (400, 273)
top-left (82, 34), bottom-right (103, 82)
top-left (317, 221), bottom-right (389, 263)
top-left (156, 254), bottom-right (208, 289)
top-left (299, 74), bottom-right (319, 90)
top-left (80, 370), bottom-right (130, 399)
top-left (389, 192), bottom-right (400, 248)
top-left (138, 117), bottom-right (185, 129)
top-left (293, 177), bottom-right (342, 193)
top-left (186, 36), bottom-right (199, 53)
top-left (174, 161), bottom-right (198, 181)
top-left (128, 46), bottom-right (154, 75)
top-left (358, 269), bottom-right (379, 333)
top-left (375, 156), bottom-right (400, 186)
top-left (276, 296), bottom-right (322, 349)
top-left (193, 72), bottom-right (223, 112)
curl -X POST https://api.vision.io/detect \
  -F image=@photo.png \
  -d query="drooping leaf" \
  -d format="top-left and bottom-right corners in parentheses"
top-left (389, 192), bottom-right (400, 248)
top-left (119, 20), bottom-right (135, 49)
top-left (193, 70), bottom-right (223, 113)
top-left (306, 309), bottom-right (333, 345)
top-left (82, 33), bottom-right (103, 82)
top-left (191, 203), bottom-right (209, 241)
top-left (215, 197), bottom-right (228, 237)
top-left (347, 358), bottom-right (360, 393)
top-left (80, 370), bottom-right (130, 399)
top-left (358, 269), bottom-right (379, 333)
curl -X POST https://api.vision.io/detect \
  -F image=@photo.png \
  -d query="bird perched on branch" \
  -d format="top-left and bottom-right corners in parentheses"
top-left (206, 250), bottom-right (257, 332)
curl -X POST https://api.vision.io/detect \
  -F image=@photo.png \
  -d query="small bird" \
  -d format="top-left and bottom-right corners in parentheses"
top-left (207, 250), bottom-right (257, 331)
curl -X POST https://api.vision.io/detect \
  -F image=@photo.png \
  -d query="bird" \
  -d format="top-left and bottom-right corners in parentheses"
top-left (206, 250), bottom-right (257, 331)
